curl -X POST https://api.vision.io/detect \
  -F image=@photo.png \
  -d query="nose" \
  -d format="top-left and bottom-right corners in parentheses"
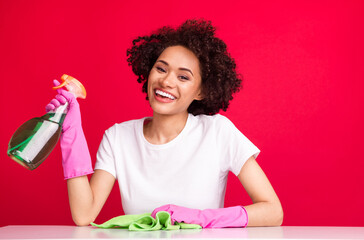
top-left (160, 72), bottom-right (176, 88)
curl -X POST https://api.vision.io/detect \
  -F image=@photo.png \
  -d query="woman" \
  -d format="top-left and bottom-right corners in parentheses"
top-left (47, 19), bottom-right (283, 227)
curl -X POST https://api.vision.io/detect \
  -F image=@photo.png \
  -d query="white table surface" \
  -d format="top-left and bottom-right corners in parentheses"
top-left (0, 225), bottom-right (363, 239)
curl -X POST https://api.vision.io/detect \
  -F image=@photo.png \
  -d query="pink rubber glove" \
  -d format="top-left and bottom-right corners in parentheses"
top-left (151, 204), bottom-right (248, 228)
top-left (46, 80), bottom-right (94, 179)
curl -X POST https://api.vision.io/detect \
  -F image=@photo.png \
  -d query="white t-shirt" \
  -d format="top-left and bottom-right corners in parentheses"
top-left (95, 114), bottom-right (260, 215)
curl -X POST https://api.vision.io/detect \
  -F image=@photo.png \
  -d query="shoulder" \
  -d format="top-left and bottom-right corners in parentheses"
top-left (104, 118), bottom-right (146, 137)
top-left (191, 113), bottom-right (234, 128)
top-left (186, 114), bottom-right (238, 138)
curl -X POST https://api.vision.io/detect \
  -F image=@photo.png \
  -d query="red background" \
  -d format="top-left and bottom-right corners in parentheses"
top-left (0, 0), bottom-right (363, 227)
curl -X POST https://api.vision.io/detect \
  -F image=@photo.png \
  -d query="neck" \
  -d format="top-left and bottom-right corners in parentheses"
top-left (143, 112), bottom-right (189, 145)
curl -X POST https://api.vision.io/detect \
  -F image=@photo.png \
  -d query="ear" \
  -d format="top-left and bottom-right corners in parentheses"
top-left (194, 90), bottom-right (204, 101)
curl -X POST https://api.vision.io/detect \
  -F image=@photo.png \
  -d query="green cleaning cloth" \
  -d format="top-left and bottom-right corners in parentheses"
top-left (91, 211), bottom-right (202, 231)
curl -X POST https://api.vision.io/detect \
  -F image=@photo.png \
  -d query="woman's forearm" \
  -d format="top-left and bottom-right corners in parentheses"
top-left (67, 176), bottom-right (95, 226)
top-left (67, 170), bottom-right (115, 226)
top-left (244, 201), bottom-right (283, 226)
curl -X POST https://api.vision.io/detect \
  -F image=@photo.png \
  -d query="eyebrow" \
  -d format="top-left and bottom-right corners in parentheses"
top-left (156, 60), bottom-right (194, 76)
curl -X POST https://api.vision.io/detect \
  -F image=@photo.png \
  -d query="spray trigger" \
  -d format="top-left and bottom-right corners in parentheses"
top-left (52, 74), bottom-right (87, 99)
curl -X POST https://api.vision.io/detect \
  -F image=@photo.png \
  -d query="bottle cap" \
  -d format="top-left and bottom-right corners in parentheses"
top-left (52, 74), bottom-right (87, 99)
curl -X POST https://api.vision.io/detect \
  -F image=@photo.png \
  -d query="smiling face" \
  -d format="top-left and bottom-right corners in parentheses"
top-left (147, 45), bottom-right (203, 117)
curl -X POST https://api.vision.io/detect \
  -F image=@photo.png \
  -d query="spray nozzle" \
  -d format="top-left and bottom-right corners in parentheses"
top-left (52, 74), bottom-right (87, 99)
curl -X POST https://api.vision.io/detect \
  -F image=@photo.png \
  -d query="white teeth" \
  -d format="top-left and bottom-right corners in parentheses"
top-left (155, 89), bottom-right (176, 100)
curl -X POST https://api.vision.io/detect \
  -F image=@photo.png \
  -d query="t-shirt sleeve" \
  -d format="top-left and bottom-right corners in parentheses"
top-left (217, 115), bottom-right (260, 176)
top-left (95, 127), bottom-right (117, 179)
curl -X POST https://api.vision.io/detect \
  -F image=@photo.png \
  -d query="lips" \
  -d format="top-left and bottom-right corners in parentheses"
top-left (154, 89), bottom-right (176, 100)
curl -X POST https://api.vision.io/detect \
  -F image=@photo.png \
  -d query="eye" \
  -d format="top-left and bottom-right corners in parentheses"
top-left (179, 75), bottom-right (189, 81)
top-left (156, 66), bottom-right (166, 73)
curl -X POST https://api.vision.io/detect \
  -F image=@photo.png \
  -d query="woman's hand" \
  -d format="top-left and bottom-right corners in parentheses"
top-left (45, 79), bottom-right (93, 180)
top-left (45, 79), bottom-right (82, 133)
top-left (151, 204), bottom-right (248, 228)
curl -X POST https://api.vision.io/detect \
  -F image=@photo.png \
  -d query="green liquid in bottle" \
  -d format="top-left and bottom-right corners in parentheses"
top-left (8, 112), bottom-right (67, 170)
top-left (8, 74), bottom-right (87, 171)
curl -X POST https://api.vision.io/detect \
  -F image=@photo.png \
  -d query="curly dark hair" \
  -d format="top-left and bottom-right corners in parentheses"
top-left (126, 19), bottom-right (242, 115)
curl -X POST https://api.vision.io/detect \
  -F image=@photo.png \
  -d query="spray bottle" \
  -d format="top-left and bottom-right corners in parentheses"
top-left (7, 74), bottom-right (86, 170)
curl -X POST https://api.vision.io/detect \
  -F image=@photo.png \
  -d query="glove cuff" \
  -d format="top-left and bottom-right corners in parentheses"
top-left (60, 126), bottom-right (94, 180)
